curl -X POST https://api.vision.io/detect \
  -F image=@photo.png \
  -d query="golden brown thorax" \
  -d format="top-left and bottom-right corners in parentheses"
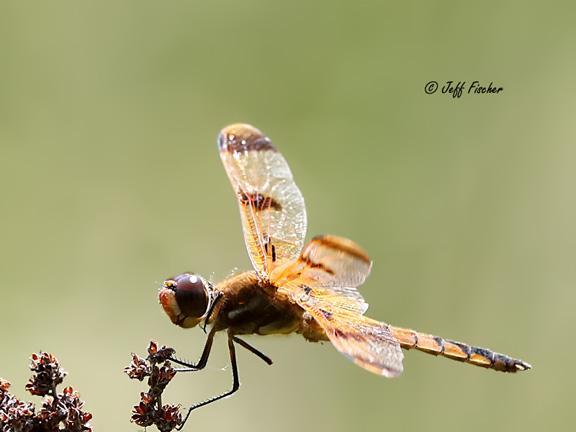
top-left (208, 271), bottom-right (327, 341)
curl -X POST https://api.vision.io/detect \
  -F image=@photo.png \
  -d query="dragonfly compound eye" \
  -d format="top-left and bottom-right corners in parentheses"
top-left (173, 273), bottom-right (209, 319)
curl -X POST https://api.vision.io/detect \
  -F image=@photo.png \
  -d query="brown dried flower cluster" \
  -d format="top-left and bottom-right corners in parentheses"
top-left (125, 342), bottom-right (182, 432)
top-left (0, 352), bottom-right (92, 432)
top-left (26, 352), bottom-right (66, 396)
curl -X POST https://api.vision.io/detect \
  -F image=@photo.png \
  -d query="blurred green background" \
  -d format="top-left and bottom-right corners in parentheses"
top-left (1, 1), bottom-right (574, 431)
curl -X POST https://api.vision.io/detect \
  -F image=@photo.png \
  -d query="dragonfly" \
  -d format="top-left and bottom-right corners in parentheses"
top-left (159, 123), bottom-right (531, 426)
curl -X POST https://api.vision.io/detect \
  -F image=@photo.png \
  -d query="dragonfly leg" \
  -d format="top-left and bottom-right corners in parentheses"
top-left (177, 330), bottom-right (240, 429)
top-left (170, 326), bottom-right (217, 371)
top-left (232, 336), bottom-right (273, 365)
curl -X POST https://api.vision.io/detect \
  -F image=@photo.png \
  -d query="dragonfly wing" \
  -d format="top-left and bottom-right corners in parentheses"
top-left (283, 282), bottom-right (404, 377)
top-left (272, 235), bottom-right (372, 313)
top-left (218, 124), bottom-right (307, 279)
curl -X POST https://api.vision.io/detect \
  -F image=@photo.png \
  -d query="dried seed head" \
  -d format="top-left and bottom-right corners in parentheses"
top-left (128, 342), bottom-right (183, 431)
top-left (26, 352), bottom-right (67, 396)
top-left (37, 395), bottom-right (64, 430)
top-left (0, 378), bottom-right (10, 393)
top-left (131, 392), bottom-right (156, 427)
top-left (2, 353), bottom-right (92, 432)
top-left (0, 397), bottom-right (36, 432)
top-left (148, 361), bottom-right (177, 398)
top-left (156, 404), bottom-right (182, 432)
top-left (124, 354), bottom-right (151, 381)
top-left (147, 341), bottom-right (176, 364)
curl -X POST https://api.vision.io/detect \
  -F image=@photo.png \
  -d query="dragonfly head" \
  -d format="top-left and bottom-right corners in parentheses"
top-left (159, 273), bottom-right (216, 328)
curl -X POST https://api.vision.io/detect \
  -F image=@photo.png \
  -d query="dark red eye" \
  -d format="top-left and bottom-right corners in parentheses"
top-left (173, 273), bottom-right (209, 319)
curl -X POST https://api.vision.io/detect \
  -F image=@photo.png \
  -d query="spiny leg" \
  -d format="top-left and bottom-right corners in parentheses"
top-left (171, 329), bottom-right (272, 372)
top-left (170, 326), bottom-right (217, 372)
top-left (177, 331), bottom-right (240, 430)
top-left (232, 336), bottom-right (273, 365)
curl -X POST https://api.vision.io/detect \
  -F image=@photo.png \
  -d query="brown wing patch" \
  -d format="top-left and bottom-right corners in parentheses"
top-left (286, 283), bottom-right (403, 377)
top-left (218, 124), bottom-right (307, 279)
top-left (300, 255), bottom-right (336, 275)
top-left (219, 124), bottom-right (277, 153)
top-left (272, 235), bottom-right (372, 314)
top-left (306, 235), bottom-right (371, 265)
top-left (238, 190), bottom-right (282, 211)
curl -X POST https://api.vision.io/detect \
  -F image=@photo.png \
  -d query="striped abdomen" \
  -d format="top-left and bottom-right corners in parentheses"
top-left (390, 326), bottom-right (531, 373)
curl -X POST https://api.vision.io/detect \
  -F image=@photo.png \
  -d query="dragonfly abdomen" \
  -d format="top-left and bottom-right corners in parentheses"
top-left (390, 326), bottom-right (531, 373)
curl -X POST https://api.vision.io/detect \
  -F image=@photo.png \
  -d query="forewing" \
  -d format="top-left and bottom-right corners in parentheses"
top-left (287, 283), bottom-right (403, 377)
top-left (218, 124), bottom-right (307, 279)
top-left (272, 235), bottom-right (372, 313)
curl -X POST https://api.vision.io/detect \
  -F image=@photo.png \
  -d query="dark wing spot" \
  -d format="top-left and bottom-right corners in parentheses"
top-left (334, 329), bottom-right (347, 339)
top-left (320, 309), bottom-right (333, 320)
top-left (300, 256), bottom-right (336, 275)
top-left (263, 236), bottom-right (277, 262)
top-left (218, 124), bottom-right (277, 153)
top-left (311, 235), bottom-right (371, 265)
top-left (238, 190), bottom-right (282, 211)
